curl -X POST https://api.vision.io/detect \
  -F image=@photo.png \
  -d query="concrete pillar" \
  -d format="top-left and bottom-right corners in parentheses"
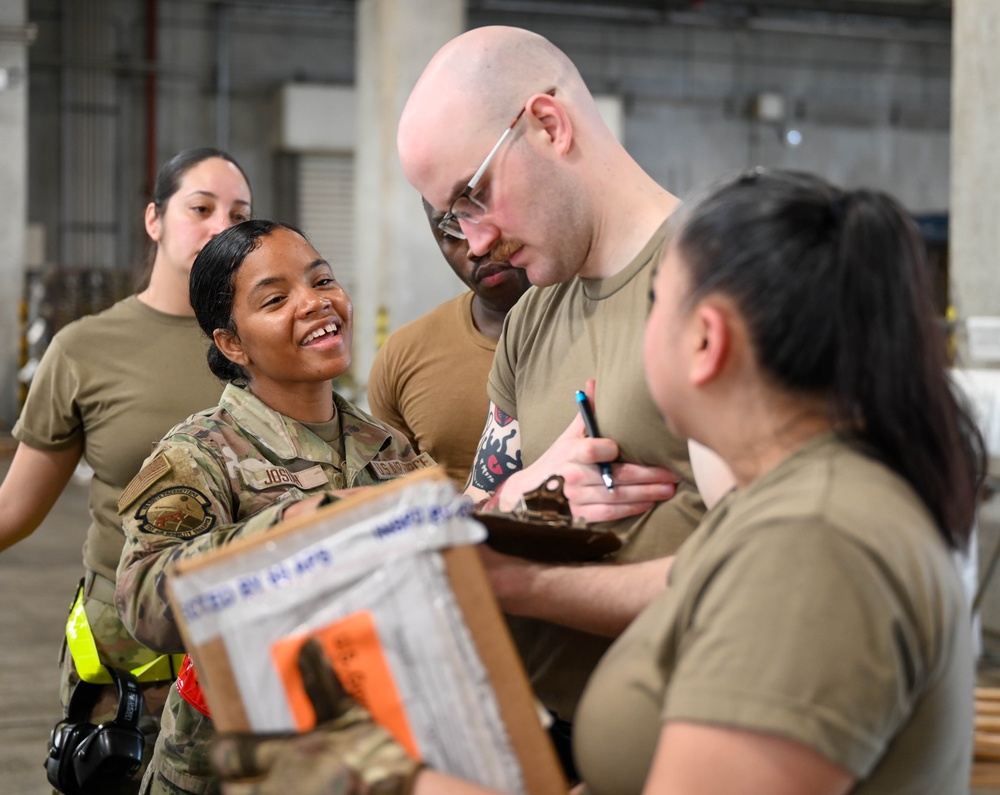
top-left (951, 1), bottom-right (1000, 658)
top-left (0, 2), bottom-right (29, 429)
top-left (353, 0), bottom-right (465, 398)
top-left (951, 0), bottom-right (1000, 326)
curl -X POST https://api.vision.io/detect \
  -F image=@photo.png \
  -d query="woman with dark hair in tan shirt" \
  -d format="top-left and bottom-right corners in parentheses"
top-left (1, 148), bottom-right (252, 794)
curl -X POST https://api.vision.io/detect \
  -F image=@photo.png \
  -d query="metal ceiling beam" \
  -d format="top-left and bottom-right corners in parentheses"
top-left (471, 0), bottom-right (950, 25)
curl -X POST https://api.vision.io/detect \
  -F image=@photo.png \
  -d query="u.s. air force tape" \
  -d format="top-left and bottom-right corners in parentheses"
top-left (134, 486), bottom-right (216, 538)
top-left (369, 453), bottom-right (435, 479)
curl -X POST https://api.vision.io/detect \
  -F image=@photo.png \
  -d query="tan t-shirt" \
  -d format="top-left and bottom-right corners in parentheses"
top-left (368, 291), bottom-right (497, 488)
top-left (488, 219), bottom-right (705, 720)
top-left (574, 435), bottom-right (973, 795)
top-left (14, 295), bottom-right (223, 580)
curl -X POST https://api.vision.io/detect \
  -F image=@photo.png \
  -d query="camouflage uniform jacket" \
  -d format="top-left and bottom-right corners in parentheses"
top-left (116, 383), bottom-right (432, 795)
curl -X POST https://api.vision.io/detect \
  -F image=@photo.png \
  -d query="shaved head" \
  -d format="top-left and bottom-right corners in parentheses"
top-left (397, 26), bottom-right (670, 284)
top-left (413, 26), bottom-right (585, 122)
top-left (398, 26), bottom-right (602, 207)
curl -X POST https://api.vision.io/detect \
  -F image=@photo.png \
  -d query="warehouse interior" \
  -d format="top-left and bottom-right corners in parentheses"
top-left (0, 0), bottom-right (962, 416)
top-left (3, 0), bottom-right (1000, 792)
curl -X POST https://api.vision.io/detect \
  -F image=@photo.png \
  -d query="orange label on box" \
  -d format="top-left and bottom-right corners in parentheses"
top-left (270, 610), bottom-right (420, 759)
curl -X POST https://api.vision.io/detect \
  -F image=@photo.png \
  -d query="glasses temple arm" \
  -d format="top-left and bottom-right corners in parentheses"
top-left (467, 127), bottom-right (513, 190)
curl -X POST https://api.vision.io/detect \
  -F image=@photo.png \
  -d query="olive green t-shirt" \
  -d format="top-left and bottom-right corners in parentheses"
top-left (487, 219), bottom-right (705, 721)
top-left (13, 295), bottom-right (223, 580)
top-left (574, 435), bottom-right (973, 795)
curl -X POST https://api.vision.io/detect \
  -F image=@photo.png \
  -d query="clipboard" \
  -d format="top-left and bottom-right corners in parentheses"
top-left (476, 511), bottom-right (622, 562)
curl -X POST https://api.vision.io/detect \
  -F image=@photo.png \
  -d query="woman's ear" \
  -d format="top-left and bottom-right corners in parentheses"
top-left (527, 92), bottom-right (573, 156)
top-left (144, 202), bottom-right (161, 243)
top-left (690, 303), bottom-right (730, 387)
top-left (213, 328), bottom-right (248, 367)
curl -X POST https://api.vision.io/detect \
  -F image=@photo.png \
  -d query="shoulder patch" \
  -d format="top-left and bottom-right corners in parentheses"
top-left (118, 453), bottom-right (172, 514)
top-left (132, 486), bottom-right (216, 538)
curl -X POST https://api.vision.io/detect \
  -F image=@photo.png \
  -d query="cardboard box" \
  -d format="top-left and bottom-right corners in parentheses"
top-left (167, 468), bottom-right (564, 795)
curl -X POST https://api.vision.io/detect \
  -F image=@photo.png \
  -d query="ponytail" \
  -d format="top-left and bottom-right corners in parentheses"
top-left (829, 190), bottom-right (984, 547)
top-left (676, 170), bottom-right (984, 548)
top-left (206, 342), bottom-right (247, 384)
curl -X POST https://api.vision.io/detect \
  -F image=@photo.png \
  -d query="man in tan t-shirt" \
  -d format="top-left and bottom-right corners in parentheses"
top-left (397, 26), bottom-right (726, 777)
top-left (368, 199), bottom-right (530, 487)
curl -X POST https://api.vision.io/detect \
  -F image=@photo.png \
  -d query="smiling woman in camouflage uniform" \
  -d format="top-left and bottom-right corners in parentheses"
top-left (115, 220), bottom-right (431, 795)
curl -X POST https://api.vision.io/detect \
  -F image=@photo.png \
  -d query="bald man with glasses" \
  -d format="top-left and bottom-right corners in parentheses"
top-left (397, 26), bottom-right (715, 778)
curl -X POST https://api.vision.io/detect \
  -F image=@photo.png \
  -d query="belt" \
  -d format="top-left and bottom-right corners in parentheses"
top-left (65, 576), bottom-right (186, 685)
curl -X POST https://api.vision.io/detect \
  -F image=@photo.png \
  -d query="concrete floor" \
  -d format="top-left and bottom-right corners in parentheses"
top-left (4, 442), bottom-right (1000, 793)
top-left (0, 446), bottom-right (89, 793)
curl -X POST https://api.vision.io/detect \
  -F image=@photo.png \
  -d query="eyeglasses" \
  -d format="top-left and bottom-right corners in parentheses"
top-left (437, 90), bottom-right (553, 240)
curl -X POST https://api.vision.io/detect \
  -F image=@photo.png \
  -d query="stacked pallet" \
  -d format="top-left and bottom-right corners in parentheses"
top-left (974, 687), bottom-right (1000, 787)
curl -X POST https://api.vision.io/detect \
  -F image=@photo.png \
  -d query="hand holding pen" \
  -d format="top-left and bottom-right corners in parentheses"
top-left (575, 390), bottom-right (615, 491)
top-left (487, 382), bottom-right (676, 523)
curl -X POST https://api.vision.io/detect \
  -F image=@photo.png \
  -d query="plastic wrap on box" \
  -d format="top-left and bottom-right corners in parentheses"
top-left (168, 468), bottom-right (564, 795)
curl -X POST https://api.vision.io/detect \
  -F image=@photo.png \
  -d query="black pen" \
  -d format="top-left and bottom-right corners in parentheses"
top-left (575, 390), bottom-right (615, 491)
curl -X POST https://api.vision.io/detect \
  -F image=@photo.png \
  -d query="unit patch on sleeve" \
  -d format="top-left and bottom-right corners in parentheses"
top-left (133, 486), bottom-right (216, 538)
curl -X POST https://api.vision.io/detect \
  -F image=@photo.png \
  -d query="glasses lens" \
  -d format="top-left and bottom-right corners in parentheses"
top-left (455, 193), bottom-right (488, 221)
top-left (438, 215), bottom-right (466, 240)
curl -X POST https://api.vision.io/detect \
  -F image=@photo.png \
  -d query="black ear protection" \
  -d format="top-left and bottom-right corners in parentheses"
top-left (45, 666), bottom-right (145, 795)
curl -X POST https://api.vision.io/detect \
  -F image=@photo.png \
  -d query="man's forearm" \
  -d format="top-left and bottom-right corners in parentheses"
top-left (482, 550), bottom-right (674, 637)
top-left (464, 404), bottom-right (523, 504)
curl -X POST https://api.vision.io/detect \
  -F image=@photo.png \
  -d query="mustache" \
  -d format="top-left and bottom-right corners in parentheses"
top-left (487, 238), bottom-right (524, 263)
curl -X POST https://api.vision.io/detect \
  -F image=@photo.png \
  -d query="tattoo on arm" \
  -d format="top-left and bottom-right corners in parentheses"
top-left (466, 404), bottom-right (523, 495)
